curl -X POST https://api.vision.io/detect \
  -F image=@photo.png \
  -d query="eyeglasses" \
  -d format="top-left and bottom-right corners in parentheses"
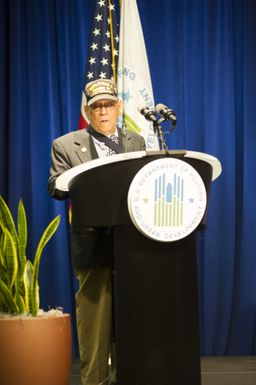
top-left (90, 101), bottom-right (117, 112)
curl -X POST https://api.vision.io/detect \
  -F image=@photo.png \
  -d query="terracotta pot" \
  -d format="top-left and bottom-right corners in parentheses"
top-left (0, 313), bottom-right (72, 385)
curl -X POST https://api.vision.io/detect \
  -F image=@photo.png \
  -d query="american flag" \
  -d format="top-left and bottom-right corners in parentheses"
top-left (78, 0), bottom-right (119, 128)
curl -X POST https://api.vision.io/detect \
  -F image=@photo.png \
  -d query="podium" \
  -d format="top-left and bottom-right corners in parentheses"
top-left (56, 150), bottom-right (221, 385)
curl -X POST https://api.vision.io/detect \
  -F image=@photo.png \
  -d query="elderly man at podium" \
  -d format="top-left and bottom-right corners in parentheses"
top-left (48, 78), bottom-right (146, 385)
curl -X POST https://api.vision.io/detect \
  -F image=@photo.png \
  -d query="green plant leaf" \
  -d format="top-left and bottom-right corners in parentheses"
top-left (0, 279), bottom-right (19, 314)
top-left (24, 260), bottom-right (34, 314)
top-left (17, 199), bottom-right (27, 270)
top-left (0, 196), bottom-right (18, 248)
top-left (31, 215), bottom-right (60, 315)
top-left (0, 248), bottom-right (8, 288)
top-left (0, 195), bottom-right (61, 316)
top-left (32, 281), bottom-right (39, 317)
top-left (2, 227), bottom-right (18, 289)
top-left (0, 244), bottom-right (4, 268)
top-left (15, 291), bottom-right (26, 314)
top-left (0, 228), bottom-right (3, 248)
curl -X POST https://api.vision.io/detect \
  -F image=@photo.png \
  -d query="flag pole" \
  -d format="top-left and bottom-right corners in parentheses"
top-left (108, 0), bottom-right (117, 81)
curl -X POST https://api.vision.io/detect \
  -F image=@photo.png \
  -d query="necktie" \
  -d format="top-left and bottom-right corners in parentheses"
top-left (106, 135), bottom-right (118, 156)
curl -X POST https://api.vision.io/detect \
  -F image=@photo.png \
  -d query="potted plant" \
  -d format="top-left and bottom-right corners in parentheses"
top-left (0, 195), bottom-right (72, 385)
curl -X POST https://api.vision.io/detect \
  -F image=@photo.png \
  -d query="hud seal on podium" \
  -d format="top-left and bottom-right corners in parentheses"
top-left (127, 157), bottom-right (207, 242)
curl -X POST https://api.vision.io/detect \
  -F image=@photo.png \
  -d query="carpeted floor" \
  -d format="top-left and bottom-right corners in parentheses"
top-left (69, 356), bottom-right (256, 385)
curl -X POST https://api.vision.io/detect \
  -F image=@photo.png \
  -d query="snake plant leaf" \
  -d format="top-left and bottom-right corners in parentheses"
top-left (15, 291), bottom-right (26, 314)
top-left (0, 245), bottom-right (4, 268)
top-left (31, 215), bottom-right (60, 315)
top-left (0, 195), bottom-right (18, 248)
top-left (14, 265), bottom-right (25, 313)
top-left (0, 279), bottom-right (19, 314)
top-left (32, 281), bottom-right (39, 317)
top-left (23, 260), bottom-right (34, 314)
top-left (17, 199), bottom-right (27, 271)
top-left (0, 229), bottom-right (3, 248)
top-left (0, 246), bottom-right (7, 311)
top-left (0, 196), bottom-right (61, 316)
top-left (2, 227), bottom-right (18, 289)
top-left (0, 243), bottom-right (8, 288)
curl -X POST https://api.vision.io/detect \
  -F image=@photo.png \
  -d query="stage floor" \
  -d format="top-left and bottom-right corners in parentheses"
top-left (201, 356), bottom-right (256, 385)
top-left (69, 356), bottom-right (256, 385)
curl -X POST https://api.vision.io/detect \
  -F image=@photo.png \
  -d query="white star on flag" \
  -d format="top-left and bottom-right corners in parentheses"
top-left (93, 28), bottom-right (101, 36)
top-left (101, 58), bottom-right (108, 66)
top-left (87, 72), bottom-right (94, 79)
top-left (95, 14), bottom-right (102, 22)
top-left (103, 44), bottom-right (110, 52)
top-left (89, 57), bottom-right (96, 65)
top-left (91, 43), bottom-right (98, 51)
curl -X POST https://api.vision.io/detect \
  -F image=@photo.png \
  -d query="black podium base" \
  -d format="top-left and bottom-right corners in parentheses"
top-left (113, 225), bottom-right (201, 385)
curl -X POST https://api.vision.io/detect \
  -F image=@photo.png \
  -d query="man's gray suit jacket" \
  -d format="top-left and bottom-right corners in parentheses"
top-left (48, 126), bottom-right (146, 199)
top-left (48, 125), bottom-right (146, 269)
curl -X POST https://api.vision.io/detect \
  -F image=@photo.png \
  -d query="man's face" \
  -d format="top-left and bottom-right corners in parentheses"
top-left (85, 99), bottom-right (123, 135)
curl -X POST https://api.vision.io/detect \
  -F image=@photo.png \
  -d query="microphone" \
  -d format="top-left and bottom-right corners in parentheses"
top-left (137, 105), bottom-right (157, 122)
top-left (155, 103), bottom-right (177, 122)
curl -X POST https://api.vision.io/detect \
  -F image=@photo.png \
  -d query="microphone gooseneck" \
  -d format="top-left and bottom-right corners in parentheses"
top-left (137, 102), bottom-right (177, 150)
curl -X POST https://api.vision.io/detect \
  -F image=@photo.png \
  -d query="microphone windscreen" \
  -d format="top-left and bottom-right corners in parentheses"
top-left (155, 103), bottom-right (167, 114)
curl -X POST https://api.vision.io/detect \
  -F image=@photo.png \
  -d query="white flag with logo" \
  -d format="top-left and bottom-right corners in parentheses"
top-left (117, 0), bottom-right (159, 149)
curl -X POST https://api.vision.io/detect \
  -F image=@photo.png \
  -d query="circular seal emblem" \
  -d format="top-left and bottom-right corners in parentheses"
top-left (127, 158), bottom-right (207, 242)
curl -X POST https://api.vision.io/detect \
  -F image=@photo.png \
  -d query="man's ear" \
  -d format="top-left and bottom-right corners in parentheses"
top-left (83, 106), bottom-right (91, 124)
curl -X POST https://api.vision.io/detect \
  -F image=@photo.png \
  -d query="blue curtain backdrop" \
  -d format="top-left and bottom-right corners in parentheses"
top-left (0, 0), bottom-right (256, 356)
